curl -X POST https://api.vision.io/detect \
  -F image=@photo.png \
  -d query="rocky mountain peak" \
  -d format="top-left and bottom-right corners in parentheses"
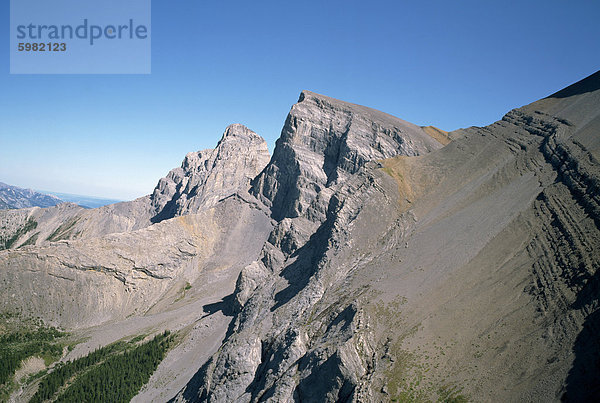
top-left (251, 90), bottom-right (444, 222)
top-left (220, 123), bottom-right (263, 141)
top-left (2, 73), bottom-right (600, 403)
top-left (151, 124), bottom-right (270, 222)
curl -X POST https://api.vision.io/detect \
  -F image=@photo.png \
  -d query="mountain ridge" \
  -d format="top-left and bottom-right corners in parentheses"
top-left (0, 182), bottom-right (63, 210)
top-left (1, 71), bottom-right (599, 402)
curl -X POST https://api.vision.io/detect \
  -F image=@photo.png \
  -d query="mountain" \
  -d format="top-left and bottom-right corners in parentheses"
top-left (0, 182), bottom-right (62, 209)
top-left (1, 71), bottom-right (599, 402)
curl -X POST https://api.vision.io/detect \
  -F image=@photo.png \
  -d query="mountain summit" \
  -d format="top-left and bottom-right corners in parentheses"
top-left (151, 123), bottom-right (270, 223)
top-left (1, 72), bottom-right (599, 402)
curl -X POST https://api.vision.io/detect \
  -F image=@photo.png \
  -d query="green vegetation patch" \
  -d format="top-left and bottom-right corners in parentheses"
top-left (46, 218), bottom-right (79, 242)
top-left (369, 298), bottom-right (469, 402)
top-left (20, 232), bottom-right (40, 248)
top-left (31, 331), bottom-right (174, 403)
top-left (0, 326), bottom-right (65, 400)
top-left (0, 217), bottom-right (38, 250)
top-left (438, 384), bottom-right (469, 403)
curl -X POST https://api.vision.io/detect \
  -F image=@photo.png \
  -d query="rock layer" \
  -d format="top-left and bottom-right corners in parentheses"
top-left (0, 124), bottom-right (270, 250)
top-left (152, 124), bottom-right (270, 223)
top-left (175, 73), bottom-right (600, 402)
top-left (251, 90), bottom-right (443, 223)
top-left (1, 73), bottom-right (600, 402)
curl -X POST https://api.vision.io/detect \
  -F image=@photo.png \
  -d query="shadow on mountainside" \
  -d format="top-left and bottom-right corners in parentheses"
top-left (201, 293), bottom-right (238, 340)
top-left (271, 242), bottom-right (320, 312)
top-left (202, 294), bottom-right (236, 318)
top-left (548, 70), bottom-right (600, 99)
top-left (270, 214), bottom-right (336, 312)
top-left (562, 259), bottom-right (600, 401)
top-left (166, 294), bottom-right (237, 403)
top-left (150, 198), bottom-right (177, 223)
top-left (168, 356), bottom-right (212, 403)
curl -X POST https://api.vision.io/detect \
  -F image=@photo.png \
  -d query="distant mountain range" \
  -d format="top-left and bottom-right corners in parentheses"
top-left (0, 183), bottom-right (122, 210)
top-left (0, 182), bottom-right (62, 209)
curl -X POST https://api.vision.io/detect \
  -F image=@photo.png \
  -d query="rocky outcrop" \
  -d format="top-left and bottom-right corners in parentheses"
top-left (251, 90), bottom-right (443, 223)
top-left (189, 165), bottom-right (397, 402)
top-left (175, 91), bottom-right (445, 402)
top-left (175, 74), bottom-right (600, 402)
top-left (151, 124), bottom-right (270, 223)
top-left (0, 124), bottom-right (270, 249)
top-left (3, 73), bottom-right (600, 402)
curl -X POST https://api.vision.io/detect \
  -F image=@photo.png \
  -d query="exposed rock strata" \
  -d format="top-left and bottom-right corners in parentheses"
top-left (1, 73), bottom-right (599, 402)
top-left (176, 75), bottom-right (600, 402)
top-left (152, 124), bottom-right (270, 223)
top-left (175, 91), bottom-right (445, 401)
top-left (0, 196), bottom-right (272, 329)
top-left (251, 90), bottom-right (443, 223)
top-left (0, 124), bottom-right (269, 250)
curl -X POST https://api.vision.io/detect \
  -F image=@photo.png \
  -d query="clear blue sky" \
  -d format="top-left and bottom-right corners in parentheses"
top-left (1, 0), bottom-right (599, 200)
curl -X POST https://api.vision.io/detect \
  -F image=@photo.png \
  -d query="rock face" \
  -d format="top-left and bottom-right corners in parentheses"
top-left (0, 124), bottom-right (269, 250)
top-left (174, 74), bottom-right (600, 402)
top-left (2, 74), bottom-right (600, 402)
top-left (151, 124), bottom-right (270, 223)
top-left (0, 182), bottom-right (62, 209)
top-left (0, 198), bottom-right (272, 329)
top-left (251, 90), bottom-right (442, 222)
top-left (174, 92), bottom-right (446, 402)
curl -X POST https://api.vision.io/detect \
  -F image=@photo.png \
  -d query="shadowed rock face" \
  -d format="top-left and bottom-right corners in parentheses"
top-left (151, 124), bottom-right (270, 223)
top-left (251, 90), bottom-right (443, 223)
top-left (174, 73), bottom-right (600, 402)
top-left (2, 72), bottom-right (600, 402)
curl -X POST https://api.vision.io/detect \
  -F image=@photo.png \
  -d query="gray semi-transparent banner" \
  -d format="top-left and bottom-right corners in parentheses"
top-left (10, 0), bottom-right (151, 74)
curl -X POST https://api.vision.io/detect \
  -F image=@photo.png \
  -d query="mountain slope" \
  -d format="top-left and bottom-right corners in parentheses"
top-left (0, 182), bottom-right (62, 209)
top-left (174, 72), bottom-right (600, 402)
top-left (0, 93), bottom-right (443, 402)
top-left (1, 72), bottom-right (599, 402)
top-left (0, 124), bottom-right (269, 251)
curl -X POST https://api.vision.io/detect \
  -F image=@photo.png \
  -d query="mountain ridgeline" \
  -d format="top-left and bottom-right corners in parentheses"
top-left (1, 72), bottom-right (599, 402)
top-left (0, 183), bottom-right (62, 210)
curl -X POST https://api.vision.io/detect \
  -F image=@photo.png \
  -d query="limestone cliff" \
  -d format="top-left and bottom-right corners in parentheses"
top-left (0, 124), bottom-right (270, 250)
top-left (151, 123), bottom-right (270, 223)
top-left (175, 73), bottom-right (600, 402)
top-left (2, 73), bottom-right (600, 402)
top-left (251, 90), bottom-right (443, 223)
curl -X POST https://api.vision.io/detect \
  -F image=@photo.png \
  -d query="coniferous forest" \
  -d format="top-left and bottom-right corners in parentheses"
top-left (0, 326), bottom-right (64, 386)
top-left (31, 330), bottom-right (173, 402)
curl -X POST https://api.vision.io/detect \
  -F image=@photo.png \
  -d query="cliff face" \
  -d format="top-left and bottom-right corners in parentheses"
top-left (0, 124), bottom-right (270, 250)
top-left (174, 74), bottom-right (600, 402)
top-left (1, 73), bottom-right (599, 402)
top-left (151, 124), bottom-right (270, 223)
top-left (172, 91), bottom-right (444, 402)
top-left (251, 90), bottom-right (443, 223)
